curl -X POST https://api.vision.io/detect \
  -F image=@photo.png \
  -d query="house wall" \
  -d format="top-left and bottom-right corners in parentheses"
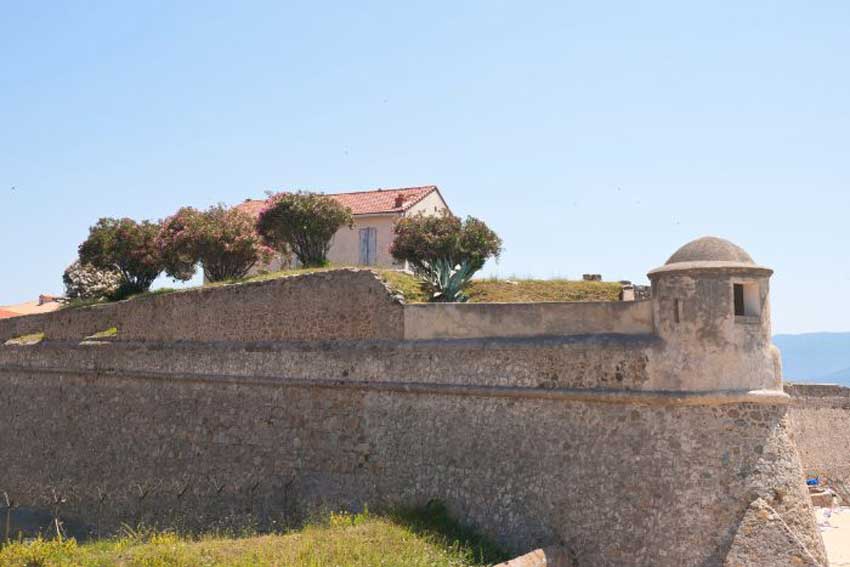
top-left (405, 189), bottom-right (449, 216)
top-left (0, 269), bottom-right (827, 566)
top-left (243, 190), bottom-right (449, 273)
top-left (326, 190), bottom-right (448, 267)
top-left (327, 215), bottom-right (400, 267)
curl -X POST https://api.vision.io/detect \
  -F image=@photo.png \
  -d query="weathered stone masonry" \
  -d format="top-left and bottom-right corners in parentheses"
top-left (0, 238), bottom-right (829, 566)
top-left (787, 383), bottom-right (850, 501)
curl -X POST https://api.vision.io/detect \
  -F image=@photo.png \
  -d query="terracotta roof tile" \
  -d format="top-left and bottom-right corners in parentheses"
top-left (236, 186), bottom-right (439, 217)
top-left (0, 308), bottom-right (19, 320)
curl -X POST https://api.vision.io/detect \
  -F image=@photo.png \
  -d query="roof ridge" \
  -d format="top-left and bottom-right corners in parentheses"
top-left (235, 186), bottom-right (440, 216)
top-left (324, 185), bottom-right (436, 197)
top-left (395, 187), bottom-right (437, 211)
top-left (240, 185), bottom-right (436, 203)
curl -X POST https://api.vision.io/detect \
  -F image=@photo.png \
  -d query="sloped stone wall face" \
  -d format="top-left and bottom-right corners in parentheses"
top-left (0, 271), bottom-right (828, 566)
top-left (0, 340), bottom-right (825, 566)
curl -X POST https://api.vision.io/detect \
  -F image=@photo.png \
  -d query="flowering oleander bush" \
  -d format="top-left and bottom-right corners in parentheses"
top-left (390, 213), bottom-right (502, 301)
top-left (159, 205), bottom-right (274, 282)
top-left (62, 260), bottom-right (123, 300)
top-left (390, 213), bottom-right (502, 274)
top-left (256, 191), bottom-right (353, 268)
top-left (77, 218), bottom-right (165, 299)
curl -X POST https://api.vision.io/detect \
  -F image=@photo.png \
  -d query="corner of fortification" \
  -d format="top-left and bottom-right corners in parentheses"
top-left (0, 238), bottom-right (831, 567)
top-left (645, 236), bottom-right (783, 393)
top-left (723, 498), bottom-right (824, 567)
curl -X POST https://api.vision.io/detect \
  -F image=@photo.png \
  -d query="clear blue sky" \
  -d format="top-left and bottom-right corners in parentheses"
top-left (1, 1), bottom-right (848, 334)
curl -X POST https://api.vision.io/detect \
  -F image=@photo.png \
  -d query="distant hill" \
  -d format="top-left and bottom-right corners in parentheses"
top-left (773, 332), bottom-right (850, 386)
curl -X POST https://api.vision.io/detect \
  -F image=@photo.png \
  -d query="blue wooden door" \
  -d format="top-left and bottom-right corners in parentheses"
top-left (359, 227), bottom-right (377, 265)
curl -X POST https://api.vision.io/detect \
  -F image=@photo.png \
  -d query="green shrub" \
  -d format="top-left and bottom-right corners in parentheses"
top-left (256, 192), bottom-right (353, 268)
top-left (390, 213), bottom-right (502, 301)
top-left (390, 213), bottom-right (502, 273)
top-left (159, 205), bottom-right (274, 282)
top-left (78, 218), bottom-right (164, 299)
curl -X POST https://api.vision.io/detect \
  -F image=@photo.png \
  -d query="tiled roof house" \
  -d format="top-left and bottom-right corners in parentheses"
top-left (237, 185), bottom-right (450, 270)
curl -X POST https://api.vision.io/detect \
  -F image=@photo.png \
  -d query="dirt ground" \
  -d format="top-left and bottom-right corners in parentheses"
top-left (817, 506), bottom-right (850, 567)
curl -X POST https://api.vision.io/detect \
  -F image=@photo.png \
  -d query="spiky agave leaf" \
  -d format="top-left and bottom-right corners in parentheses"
top-left (421, 258), bottom-right (474, 302)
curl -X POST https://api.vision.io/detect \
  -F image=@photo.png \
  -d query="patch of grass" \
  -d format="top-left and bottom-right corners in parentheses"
top-left (0, 505), bottom-right (507, 567)
top-left (240, 266), bottom-right (340, 285)
top-left (211, 266), bottom-right (433, 302)
top-left (465, 278), bottom-right (622, 303)
top-left (376, 270), bottom-right (430, 302)
top-left (61, 268), bottom-right (625, 312)
top-left (3, 332), bottom-right (45, 346)
top-left (388, 501), bottom-right (506, 565)
top-left (374, 272), bottom-right (623, 303)
top-left (60, 287), bottom-right (181, 311)
top-left (60, 298), bottom-right (105, 311)
top-left (196, 266), bottom-right (343, 289)
top-left (376, 272), bottom-right (623, 304)
top-left (85, 327), bottom-right (118, 340)
top-left (129, 287), bottom-right (179, 299)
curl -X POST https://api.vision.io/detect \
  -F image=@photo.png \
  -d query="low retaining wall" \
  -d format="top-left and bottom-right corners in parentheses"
top-left (403, 300), bottom-right (653, 340)
top-left (0, 271), bottom-right (651, 344)
top-left (0, 270), bottom-right (404, 343)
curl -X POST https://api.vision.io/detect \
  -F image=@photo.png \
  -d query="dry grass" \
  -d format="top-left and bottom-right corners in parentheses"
top-left (59, 266), bottom-right (624, 311)
top-left (240, 268), bottom-right (622, 304)
top-left (466, 278), bottom-right (622, 303)
top-left (85, 327), bottom-right (118, 340)
top-left (3, 332), bottom-right (45, 346)
top-left (0, 506), bottom-right (506, 567)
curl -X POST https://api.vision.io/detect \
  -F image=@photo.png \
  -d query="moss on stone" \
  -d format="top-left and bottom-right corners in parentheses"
top-left (3, 332), bottom-right (45, 346)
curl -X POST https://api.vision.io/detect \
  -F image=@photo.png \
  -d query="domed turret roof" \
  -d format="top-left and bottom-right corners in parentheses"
top-left (648, 236), bottom-right (771, 277)
top-left (665, 236), bottom-right (754, 265)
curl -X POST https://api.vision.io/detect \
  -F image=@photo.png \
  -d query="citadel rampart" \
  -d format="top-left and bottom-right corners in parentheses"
top-left (787, 383), bottom-right (850, 499)
top-left (0, 238), bottom-right (828, 566)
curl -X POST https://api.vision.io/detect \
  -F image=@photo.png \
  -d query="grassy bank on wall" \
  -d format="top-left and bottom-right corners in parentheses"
top-left (59, 268), bottom-right (622, 311)
top-left (240, 268), bottom-right (623, 303)
top-left (0, 506), bottom-right (507, 567)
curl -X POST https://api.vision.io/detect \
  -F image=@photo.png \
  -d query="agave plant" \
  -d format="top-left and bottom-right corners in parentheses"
top-left (420, 258), bottom-right (475, 302)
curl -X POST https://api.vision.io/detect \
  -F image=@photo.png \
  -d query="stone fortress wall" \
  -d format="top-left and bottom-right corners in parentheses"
top-left (787, 383), bottom-right (850, 500)
top-left (0, 238), bottom-right (830, 566)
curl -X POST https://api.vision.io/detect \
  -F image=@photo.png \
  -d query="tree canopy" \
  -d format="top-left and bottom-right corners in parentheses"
top-left (159, 205), bottom-right (273, 282)
top-left (78, 217), bottom-right (165, 298)
top-left (390, 213), bottom-right (502, 274)
top-left (256, 191), bottom-right (353, 268)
